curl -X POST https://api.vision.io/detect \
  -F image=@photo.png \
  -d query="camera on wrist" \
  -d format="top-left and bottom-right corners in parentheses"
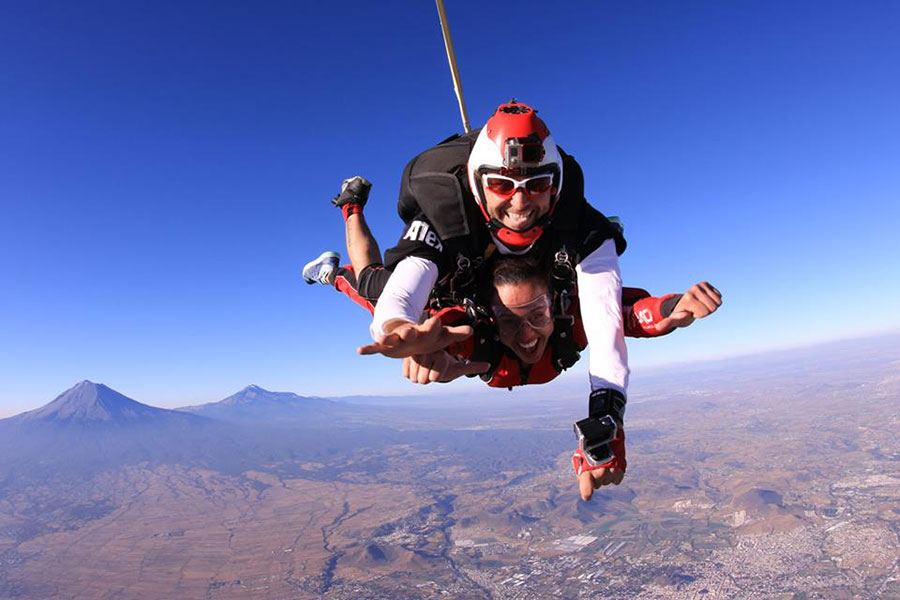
top-left (573, 388), bottom-right (626, 466)
top-left (573, 415), bottom-right (617, 465)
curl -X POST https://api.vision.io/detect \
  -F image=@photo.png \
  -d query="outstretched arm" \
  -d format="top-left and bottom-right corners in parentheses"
top-left (368, 256), bottom-right (438, 338)
top-left (653, 281), bottom-right (722, 333)
top-left (359, 256), bottom-right (473, 357)
top-left (624, 282), bottom-right (722, 336)
top-left (573, 239), bottom-right (629, 499)
top-left (359, 314), bottom-right (475, 359)
top-left (402, 351), bottom-right (491, 384)
top-left (576, 238), bottom-right (629, 394)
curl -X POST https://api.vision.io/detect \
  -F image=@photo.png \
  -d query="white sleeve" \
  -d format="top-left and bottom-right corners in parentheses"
top-left (576, 238), bottom-right (629, 395)
top-left (370, 256), bottom-right (440, 341)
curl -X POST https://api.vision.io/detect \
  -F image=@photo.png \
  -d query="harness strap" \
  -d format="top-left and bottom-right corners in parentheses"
top-left (547, 246), bottom-right (582, 372)
top-left (462, 299), bottom-right (504, 378)
top-left (438, 241), bottom-right (496, 308)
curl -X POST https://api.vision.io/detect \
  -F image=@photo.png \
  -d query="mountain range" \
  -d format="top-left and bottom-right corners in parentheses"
top-left (0, 380), bottom-right (402, 487)
top-left (179, 383), bottom-right (341, 422)
top-left (11, 380), bottom-right (203, 425)
top-left (2, 380), bottom-right (351, 427)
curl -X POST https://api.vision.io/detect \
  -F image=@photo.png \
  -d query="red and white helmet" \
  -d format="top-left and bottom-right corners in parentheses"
top-left (467, 102), bottom-right (563, 248)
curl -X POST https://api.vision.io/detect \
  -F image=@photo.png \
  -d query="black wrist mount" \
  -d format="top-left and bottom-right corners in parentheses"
top-left (573, 388), bottom-right (627, 465)
top-left (588, 387), bottom-right (626, 425)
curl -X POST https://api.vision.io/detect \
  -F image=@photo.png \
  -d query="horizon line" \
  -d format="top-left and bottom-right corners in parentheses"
top-left (631, 328), bottom-right (900, 375)
top-left (1, 330), bottom-right (897, 419)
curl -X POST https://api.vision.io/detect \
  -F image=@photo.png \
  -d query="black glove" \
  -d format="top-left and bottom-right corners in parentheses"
top-left (332, 176), bottom-right (371, 208)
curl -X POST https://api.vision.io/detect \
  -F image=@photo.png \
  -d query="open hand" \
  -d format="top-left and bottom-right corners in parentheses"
top-left (402, 351), bottom-right (491, 384)
top-left (357, 316), bottom-right (474, 358)
top-left (655, 281), bottom-right (722, 333)
top-left (578, 466), bottom-right (625, 501)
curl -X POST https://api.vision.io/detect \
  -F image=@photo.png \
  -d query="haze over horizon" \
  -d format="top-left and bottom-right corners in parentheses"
top-left (1, 1), bottom-right (898, 413)
top-left (2, 332), bottom-right (896, 419)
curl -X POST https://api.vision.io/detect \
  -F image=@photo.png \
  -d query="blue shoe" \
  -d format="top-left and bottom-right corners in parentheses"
top-left (302, 251), bottom-right (340, 286)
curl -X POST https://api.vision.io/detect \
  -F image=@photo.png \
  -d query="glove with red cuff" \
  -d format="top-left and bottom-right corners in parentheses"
top-left (571, 388), bottom-right (628, 478)
top-left (332, 176), bottom-right (372, 221)
top-left (625, 289), bottom-right (682, 338)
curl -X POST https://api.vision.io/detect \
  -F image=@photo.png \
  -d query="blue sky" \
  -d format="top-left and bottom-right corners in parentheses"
top-left (1, 1), bottom-right (898, 415)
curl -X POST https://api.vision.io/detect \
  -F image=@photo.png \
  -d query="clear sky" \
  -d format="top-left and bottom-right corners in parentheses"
top-left (1, 1), bottom-right (898, 416)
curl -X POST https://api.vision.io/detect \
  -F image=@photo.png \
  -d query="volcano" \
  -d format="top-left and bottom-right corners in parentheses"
top-left (179, 384), bottom-right (339, 422)
top-left (15, 380), bottom-right (187, 424)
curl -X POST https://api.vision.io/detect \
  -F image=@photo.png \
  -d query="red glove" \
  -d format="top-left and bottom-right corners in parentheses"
top-left (572, 428), bottom-right (626, 476)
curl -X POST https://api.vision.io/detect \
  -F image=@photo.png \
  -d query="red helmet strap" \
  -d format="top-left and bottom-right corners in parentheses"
top-left (486, 202), bottom-right (557, 250)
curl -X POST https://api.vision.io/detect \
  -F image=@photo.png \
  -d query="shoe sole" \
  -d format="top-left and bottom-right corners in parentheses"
top-left (303, 252), bottom-right (340, 285)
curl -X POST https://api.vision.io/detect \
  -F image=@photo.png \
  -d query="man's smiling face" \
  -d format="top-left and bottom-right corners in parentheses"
top-left (482, 174), bottom-right (554, 232)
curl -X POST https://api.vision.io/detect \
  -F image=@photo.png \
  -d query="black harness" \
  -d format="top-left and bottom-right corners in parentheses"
top-left (548, 246), bottom-right (581, 372)
top-left (450, 247), bottom-right (581, 386)
top-left (394, 130), bottom-right (626, 385)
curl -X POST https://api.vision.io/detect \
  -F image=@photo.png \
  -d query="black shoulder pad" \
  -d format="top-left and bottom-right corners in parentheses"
top-left (581, 205), bottom-right (627, 257)
top-left (549, 148), bottom-right (586, 235)
top-left (408, 173), bottom-right (470, 239)
top-left (397, 130), bottom-right (480, 239)
top-left (558, 147), bottom-right (585, 202)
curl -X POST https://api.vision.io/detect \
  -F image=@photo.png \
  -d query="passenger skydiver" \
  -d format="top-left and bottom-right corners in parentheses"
top-left (304, 170), bottom-right (721, 500)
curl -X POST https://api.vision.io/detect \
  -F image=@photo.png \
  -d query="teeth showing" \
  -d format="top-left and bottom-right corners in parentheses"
top-left (519, 339), bottom-right (538, 350)
top-left (504, 210), bottom-right (533, 228)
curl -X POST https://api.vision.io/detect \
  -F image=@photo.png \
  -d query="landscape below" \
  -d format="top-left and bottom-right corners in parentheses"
top-left (0, 335), bottom-right (897, 599)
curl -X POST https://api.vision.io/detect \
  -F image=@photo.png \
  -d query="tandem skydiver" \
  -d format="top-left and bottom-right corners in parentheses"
top-left (304, 174), bottom-right (720, 499)
top-left (304, 178), bottom-right (719, 390)
top-left (303, 102), bottom-right (722, 500)
top-left (303, 177), bottom-right (721, 500)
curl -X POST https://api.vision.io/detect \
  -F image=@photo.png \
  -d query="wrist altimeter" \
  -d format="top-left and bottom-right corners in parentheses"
top-left (573, 388), bottom-right (626, 465)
